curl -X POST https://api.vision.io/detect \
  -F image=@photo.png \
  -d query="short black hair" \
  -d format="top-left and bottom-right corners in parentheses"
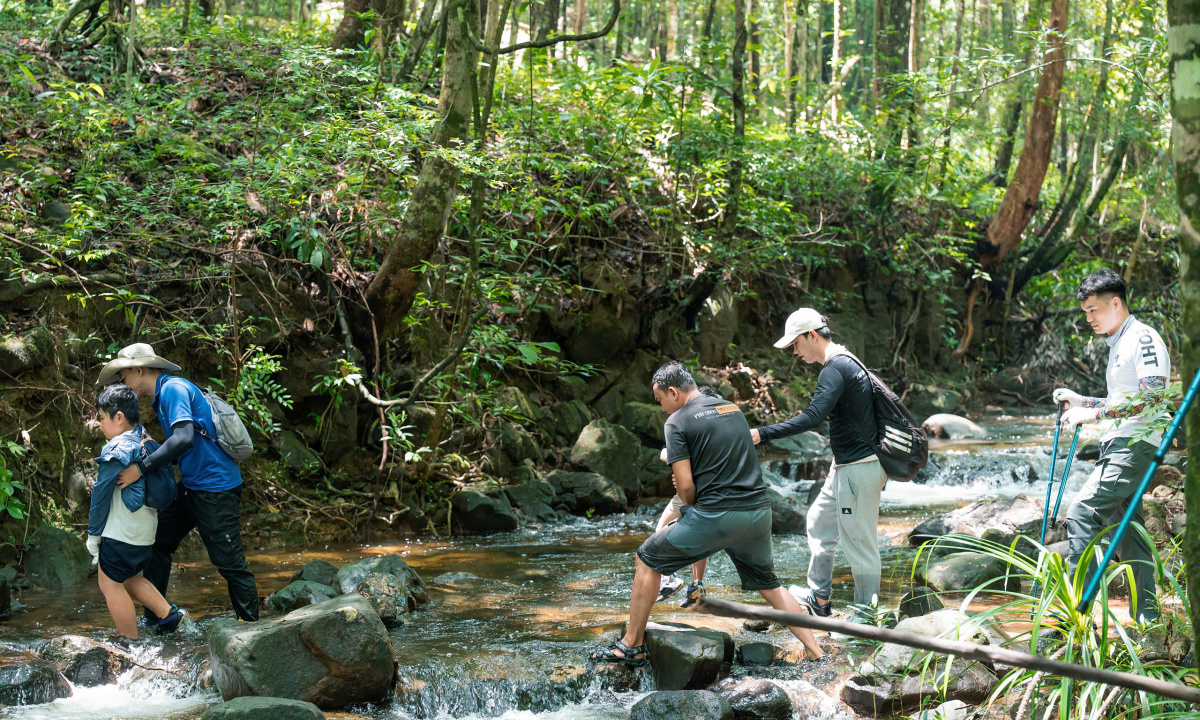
top-left (651, 361), bottom-right (697, 393)
top-left (98, 384), bottom-right (139, 425)
top-left (1077, 269), bottom-right (1127, 305)
top-left (697, 385), bottom-right (723, 399)
top-left (811, 326), bottom-right (832, 340)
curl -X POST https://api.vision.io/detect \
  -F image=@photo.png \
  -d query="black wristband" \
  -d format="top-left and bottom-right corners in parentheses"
top-left (138, 460), bottom-right (151, 475)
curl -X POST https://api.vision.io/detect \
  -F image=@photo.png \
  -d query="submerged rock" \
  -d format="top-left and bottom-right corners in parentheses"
top-left (24, 525), bottom-right (91, 592)
top-left (713, 677), bottom-right (791, 720)
top-left (209, 594), bottom-right (394, 710)
top-left (0, 647), bottom-right (72, 706)
top-left (41, 635), bottom-right (133, 687)
top-left (202, 696), bottom-right (325, 720)
top-left (643, 621), bottom-right (733, 691)
top-left (631, 690), bottom-right (733, 720)
top-left (335, 554), bottom-right (428, 608)
top-left (290, 559), bottom-right (341, 589)
top-left (269, 581), bottom-right (339, 614)
top-left (736, 641), bottom-right (777, 666)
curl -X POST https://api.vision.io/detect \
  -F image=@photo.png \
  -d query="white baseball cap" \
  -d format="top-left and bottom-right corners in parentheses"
top-left (774, 308), bottom-right (827, 348)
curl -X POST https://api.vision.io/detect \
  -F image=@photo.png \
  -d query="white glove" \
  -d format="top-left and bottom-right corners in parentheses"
top-left (1052, 388), bottom-right (1085, 409)
top-left (659, 448), bottom-right (668, 464)
top-left (86, 535), bottom-right (101, 565)
top-left (1062, 406), bottom-right (1099, 430)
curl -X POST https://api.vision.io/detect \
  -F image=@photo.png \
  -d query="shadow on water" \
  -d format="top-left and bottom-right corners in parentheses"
top-left (2, 412), bottom-right (1089, 720)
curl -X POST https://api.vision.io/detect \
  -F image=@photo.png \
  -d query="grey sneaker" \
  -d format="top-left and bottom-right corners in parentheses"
top-left (788, 585), bottom-right (832, 617)
top-left (657, 574), bottom-right (685, 602)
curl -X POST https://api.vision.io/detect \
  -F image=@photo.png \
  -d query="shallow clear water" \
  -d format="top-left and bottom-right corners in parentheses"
top-left (1, 412), bottom-right (1090, 720)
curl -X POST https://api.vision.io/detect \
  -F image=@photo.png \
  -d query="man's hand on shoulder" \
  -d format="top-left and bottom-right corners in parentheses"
top-left (750, 429), bottom-right (761, 445)
top-left (116, 463), bottom-right (142, 489)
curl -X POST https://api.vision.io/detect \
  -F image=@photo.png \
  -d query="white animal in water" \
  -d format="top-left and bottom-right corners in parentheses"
top-left (921, 413), bottom-right (988, 440)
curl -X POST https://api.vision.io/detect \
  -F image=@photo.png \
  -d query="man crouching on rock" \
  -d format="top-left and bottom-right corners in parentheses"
top-left (589, 361), bottom-right (825, 667)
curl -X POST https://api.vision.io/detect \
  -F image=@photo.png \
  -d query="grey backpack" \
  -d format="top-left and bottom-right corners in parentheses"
top-left (194, 389), bottom-right (254, 461)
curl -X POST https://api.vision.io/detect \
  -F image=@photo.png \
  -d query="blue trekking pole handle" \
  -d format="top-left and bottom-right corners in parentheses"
top-left (1050, 427), bottom-right (1081, 521)
top-left (1039, 402), bottom-right (1067, 546)
top-left (1077, 370), bottom-right (1200, 613)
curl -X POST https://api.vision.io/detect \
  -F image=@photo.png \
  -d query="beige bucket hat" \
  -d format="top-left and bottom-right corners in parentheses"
top-left (95, 343), bottom-right (181, 388)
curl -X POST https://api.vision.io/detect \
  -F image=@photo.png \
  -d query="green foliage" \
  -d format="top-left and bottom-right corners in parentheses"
top-left (0, 441), bottom-right (28, 520)
top-left (212, 347), bottom-right (293, 436)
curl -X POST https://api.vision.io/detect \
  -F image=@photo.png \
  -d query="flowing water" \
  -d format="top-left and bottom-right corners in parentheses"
top-left (1, 411), bottom-right (1107, 720)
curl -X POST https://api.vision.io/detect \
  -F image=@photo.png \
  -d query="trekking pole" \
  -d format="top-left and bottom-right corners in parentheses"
top-left (1049, 426), bottom-right (1081, 522)
top-left (1077, 370), bottom-right (1200, 613)
top-left (1038, 402), bottom-right (1067, 546)
top-left (1032, 402), bottom-right (1066, 605)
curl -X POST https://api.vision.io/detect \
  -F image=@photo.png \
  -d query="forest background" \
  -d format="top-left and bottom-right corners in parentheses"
top-left (0, 0), bottom-right (1197, 661)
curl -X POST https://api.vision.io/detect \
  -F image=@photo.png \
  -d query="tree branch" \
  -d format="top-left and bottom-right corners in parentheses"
top-left (460, 0), bottom-right (620, 55)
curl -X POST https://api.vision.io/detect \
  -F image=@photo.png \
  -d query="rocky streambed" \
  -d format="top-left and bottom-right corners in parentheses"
top-left (0, 414), bottom-right (1191, 720)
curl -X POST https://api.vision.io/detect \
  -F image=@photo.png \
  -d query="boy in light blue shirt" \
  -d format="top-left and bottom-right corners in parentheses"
top-left (90, 384), bottom-right (188, 638)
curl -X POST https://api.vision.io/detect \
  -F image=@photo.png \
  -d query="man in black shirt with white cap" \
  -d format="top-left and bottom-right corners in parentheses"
top-left (751, 308), bottom-right (885, 621)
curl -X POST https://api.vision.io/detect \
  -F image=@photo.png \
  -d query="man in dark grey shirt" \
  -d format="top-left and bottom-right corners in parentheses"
top-left (751, 308), bottom-right (887, 621)
top-left (591, 361), bottom-right (825, 668)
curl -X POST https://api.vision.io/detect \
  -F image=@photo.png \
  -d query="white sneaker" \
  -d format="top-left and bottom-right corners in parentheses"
top-left (657, 575), bottom-right (685, 602)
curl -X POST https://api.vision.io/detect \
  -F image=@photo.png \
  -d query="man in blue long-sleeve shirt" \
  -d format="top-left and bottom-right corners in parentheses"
top-left (90, 383), bottom-right (189, 638)
top-left (750, 308), bottom-right (886, 621)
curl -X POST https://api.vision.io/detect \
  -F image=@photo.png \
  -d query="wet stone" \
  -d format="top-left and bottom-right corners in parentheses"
top-left (631, 690), bottom-right (734, 720)
top-left (713, 677), bottom-right (791, 720)
top-left (643, 622), bottom-right (733, 691)
top-left (741, 619), bottom-right (771, 633)
top-left (898, 586), bottom-right (944, 618)
top-left (41, 635), bottom-right (134, 687)
top-left (269, 581), bottom-right (339, 614)
top-left (736, 642), bottom-right (777, 666)
top-left (290, 559), bottom-right (341, 588)
top-left (202, 696), bottom-right (326, 720)
top-left (356, 572), bottom-right (408, 628)
top-left (0, 647), bottom-right (72, 706)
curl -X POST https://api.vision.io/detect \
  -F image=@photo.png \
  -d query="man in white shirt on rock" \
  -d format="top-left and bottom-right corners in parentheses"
top-left (1055, 269), bottom-right (1170, 623)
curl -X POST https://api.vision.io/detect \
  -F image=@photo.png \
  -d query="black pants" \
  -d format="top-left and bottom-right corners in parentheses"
top-left (144, 484), bottom-right (259, 621)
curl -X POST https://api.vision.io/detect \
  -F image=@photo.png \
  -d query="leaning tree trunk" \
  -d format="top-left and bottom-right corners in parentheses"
top-left (1168, 0), bottom-right (1200, 658)
top-left (361, 0), bottom-right (478, 345)
top-left (976, 0), bottom-right (1067, 266)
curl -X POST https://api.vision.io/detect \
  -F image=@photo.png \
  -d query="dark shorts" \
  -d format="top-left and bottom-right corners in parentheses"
top-left (636, 505), bottom-right (780, 591)
top-left (99, 537), bottom-right (153, 583)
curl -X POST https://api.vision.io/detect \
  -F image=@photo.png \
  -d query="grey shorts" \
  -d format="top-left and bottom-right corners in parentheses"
top-left (636, 505), bottom-right (780, 591)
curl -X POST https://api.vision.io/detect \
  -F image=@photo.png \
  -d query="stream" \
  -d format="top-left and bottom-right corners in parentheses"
top-left (0, 411), bottom-right (1101, 720)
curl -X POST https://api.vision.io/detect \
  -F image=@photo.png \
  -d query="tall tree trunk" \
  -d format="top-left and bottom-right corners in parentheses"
top-left (724, 0), bottom-right (747, 237)
top-left (749, 0), bottom-right (761, 109)
top-left (873, 0), bottom-right (910, 155)
top-left (977, 0), bottom-right (991, 124)
top-left (666, 0), bottom-right (678, 58)
top-left (332, 0), bottom-right (370, 48)
top-left (701, 0), bottom-right (716, 39)
top-left (361, 0), bottom-right (478, 344)
top-left (829, 0), bottom-right (843, 118)
top-left (907, 0), bottom-right (923, 144)
top-left (1169, 0), bottom-right (1200, 661)
top-left (399, 0), bottom-right (441, 78)
top-left (975, 0), bottom-right (1067, 267)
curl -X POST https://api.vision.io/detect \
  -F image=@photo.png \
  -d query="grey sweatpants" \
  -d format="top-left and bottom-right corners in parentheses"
top-left (806, 458), bottom-right (886, 607)
top-left (1065, 438), bottom-right (1158, 621)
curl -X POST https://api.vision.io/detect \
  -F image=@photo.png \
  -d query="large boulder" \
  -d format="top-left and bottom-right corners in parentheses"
top-left (202, 696), bottom-right (325, 720)
top-left (355, 572), bottom-right (409, 628)
top-left (565, 304), bottom-right (638, 365)
top-left (545, 471), bottom-right (626, 515)
top-left (921, 414), bottom-right (988, 440)
top-left (269, 581), bottom-right (339, 614)
top-left (570, 419), bottom-right (642, 496)
top-left (290, 559), bottom-right (341, 588)
top-left (906, 385), bottom-right (966, 418)
top-left (41, 635), bottom-right (133, 687)
top-left (272, 431), bottom-right (321, 473)
top-left (631, 690), bottom-right (733, 720)
top-left (871, 609), bottom-right (1008, 677)
top-left (620, 402), bottom-right (669, 444)
top-left (551, 399), bottom-right (594, 444)
top-left (736, 642), bottom-right (777, 666)
top-left (24, 525), bottom-right (91, 591)
top-left (638, 446), bottom-right (672, 498)
top-left (335, 554), bottom-right (428, 608)
top-left (712, 677), bottom-right (791, 720)
top-left (643, 621), bottom-right (733, 691)
top-left (208, 594), bottom-right (394, 710)
top-left (909, 495), bottom-right (1047, 547)
top-left (0, 647), bottom-right (72, 706)
top-left (916, 552), bottom-right (1020, 593)
top-left (491, 422), bottom-right (542, 466)
top-left (591, 351), bottom-right (661, 421)
top-left (765, 487), bottom-right (806, 535)
top-left (450, 487), bottom-right (518, 533)
top-left (841, 658), bottom-right (997, 715)
top-left (0, 326), bottom-right (55, 378)
top-left (503, 480), bottom-right (559, 523)
top-left (763, 431), bottom-right (827, 459)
